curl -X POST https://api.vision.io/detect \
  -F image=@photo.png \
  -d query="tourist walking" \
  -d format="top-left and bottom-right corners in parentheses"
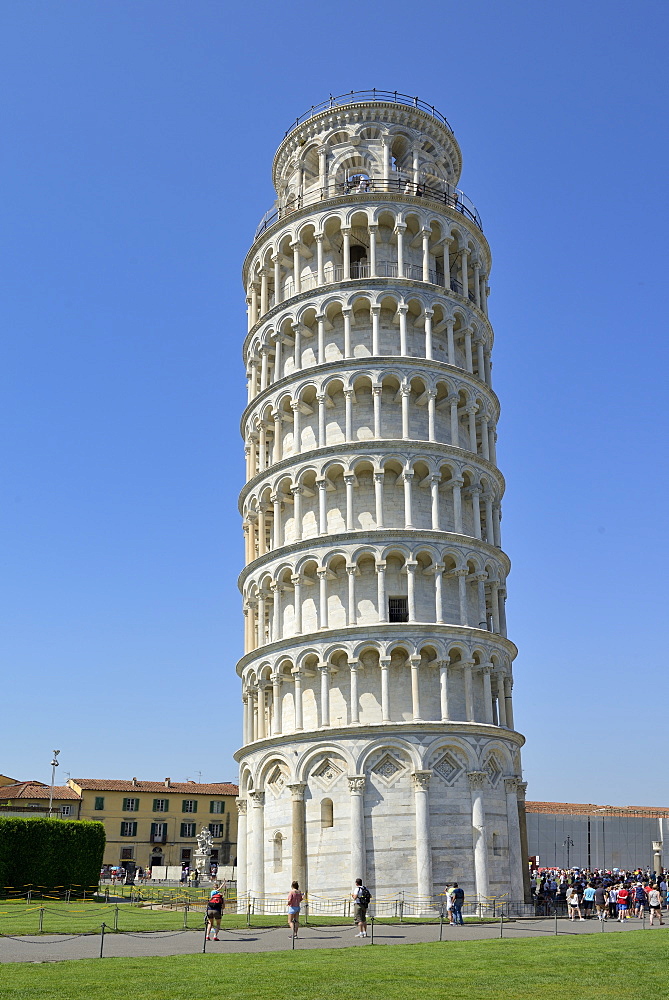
top-left (648, 885), bottom-right (664, 926)
top-left (617, 884), bottom-right (630, 920)
top-left (352, 878), bottom-right (371, 937)
top-left (287, 881), bottom-right (304, 939)
top-left (566, 885), bottom-right (583, 921)
top-left (594, 884), bottom-right (608, 920)
top-left (206, 884), bottom-right (224, 941)
top-left (450, 883), bottom-right (465, 925)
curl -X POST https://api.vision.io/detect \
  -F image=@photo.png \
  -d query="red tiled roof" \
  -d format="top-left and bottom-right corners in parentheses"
top-left (71, 779), bottom-right (239, 795)
top-left (0, 782), bottom-right (80, 801)
top-left (526, 800), bottom-right (669, 818)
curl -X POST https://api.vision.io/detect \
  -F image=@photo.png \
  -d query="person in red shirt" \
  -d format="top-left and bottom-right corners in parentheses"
top-left (616, 885), bottom-right (630, 921)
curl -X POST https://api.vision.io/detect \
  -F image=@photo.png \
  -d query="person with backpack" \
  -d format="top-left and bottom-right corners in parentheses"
top-left (451, 883), bottom-right (465, 925)
top-left (206, 882), bottom-right (225, 941)
top-left (352, 878), bottom-right (371, 937)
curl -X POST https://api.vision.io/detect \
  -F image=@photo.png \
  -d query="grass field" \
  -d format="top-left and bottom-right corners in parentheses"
top-left (1, 932), bottom-right (667, 999)
top-left (0, 900), bottom-right (490, 935)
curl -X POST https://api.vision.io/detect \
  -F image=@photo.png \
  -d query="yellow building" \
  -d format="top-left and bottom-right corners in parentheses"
top-left (67, 778), bottom-right (238, 871)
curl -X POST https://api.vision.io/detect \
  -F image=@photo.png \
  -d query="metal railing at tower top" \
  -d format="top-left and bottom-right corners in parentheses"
top-left (254, 177), bottom-right (482, 241)
top-left (283, 90), bottom-right (454, 137)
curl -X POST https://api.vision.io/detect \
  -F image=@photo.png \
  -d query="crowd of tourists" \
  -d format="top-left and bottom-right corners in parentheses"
top-left (531, 868), bottom-right (667, 924)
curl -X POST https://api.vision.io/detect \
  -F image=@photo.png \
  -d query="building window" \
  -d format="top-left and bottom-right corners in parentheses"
top-left (94, 796), bottom-right (105, 811)
top-left (151, 822), bottom-right (167, 843)
top-left (120, 848), bottom-right (134, 860)
top-left (120, 821), bottom-right (137, 837)
top-left (321, 799), bottom-right (334, 828)
top-left (122, 798), bottom-right (140, 812)
top-left (492, 832), bottom-right (502, 856)
top-left (181, 849), bottom-right (191, 862)
top-left (153, 799), bottom-right (170, 812)
top-left (209, 823), bottom-right (224, 838)
top-left (182, 800), bottom-right (197, 813)
top-left (181, 822), bottom-right (196, 838)
top-left (60, 805), bottom-right (73, 817)
top-left (273, 832), bottom-right (283, 872)
top-left (209, 800), bottom-right (225, 814)
top-left (388, 597), bottom-right (408, 623)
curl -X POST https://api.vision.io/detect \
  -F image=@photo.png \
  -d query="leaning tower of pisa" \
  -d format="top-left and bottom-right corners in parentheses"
top-left (235, 92), bottom-right (528, 909)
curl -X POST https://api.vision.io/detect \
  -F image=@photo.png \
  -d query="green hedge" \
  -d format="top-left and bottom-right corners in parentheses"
top-left (0, 817), bottom-right (105, 893)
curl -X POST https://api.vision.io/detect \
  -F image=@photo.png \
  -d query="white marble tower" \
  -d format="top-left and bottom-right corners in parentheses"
top-left (235, 91), bottom-right (527, 909)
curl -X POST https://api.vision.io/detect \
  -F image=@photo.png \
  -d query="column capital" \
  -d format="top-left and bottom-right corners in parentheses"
top-left (409, 654), bottom-right (422, 667)
top-left (314, 231), bottom-right (324, 242)
top-left (236, 797), bottom-right (247, 816)
top-left (460, 245), bottom-right (471, 257)
top-left (290, 573), bottom-right (301, 586)
top-left (373, 470), bottom-right (385, 483)
top-left (249, 790), bottom-right (265, 806)
top-left (379, 655), bottom-right (391, 667)
top-left (412, 770), bottom-right (432, 791)
top-left (467, 770), bottom-right (487, 789)
top-left (290, 486), bottom-right (303, 497)
top-left (474, 572), bottom-right (488, 582)
top-left (375, 560), bottom-right (387, 571)
top-left (343, 472), bottom-right (356, 484)
top-left (516, 781), bottom-right (528, 801)
top-left (287, 782), bottom-right (307, 801)
top-left (370, 303), bottom-right (381, 315)
top-left (340, 226), bottom-right (351, 236)
top-left (269, 671), bottom-right (282, 684)
top-left (394, 222), bottom-right (407, 234)
top-left (315, 478), bottom-right (328, 490)
top-left (504, 777), bottom-right (519, 793)
top-left (348, 775), bottom-right (366, 794)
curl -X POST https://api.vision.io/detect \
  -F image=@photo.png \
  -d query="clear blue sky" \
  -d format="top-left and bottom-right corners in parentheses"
top-left (2, 1), bottom-right (667, 805)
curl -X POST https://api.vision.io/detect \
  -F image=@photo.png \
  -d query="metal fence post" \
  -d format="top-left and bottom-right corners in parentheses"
top-left (247, 900), bottom-right (251, 928)
top-left (555, 908), bottom-right (558, 936)
top-left (39, 907), bottom-right (44, 933)
top-left (439, 905), bottom-right (444, 941)
top-left (114, 905), bottom-right (119, 931)
top-left (99, 923), bottom-right (105, 958)
top-left (500, 913), bottom-right (503, 938)
top-left (202, 914), bottom-right (208, 953)
top-left (370, 915), bottom-right (374, 945)
top-left (183, 903), bottom-right (189, 929)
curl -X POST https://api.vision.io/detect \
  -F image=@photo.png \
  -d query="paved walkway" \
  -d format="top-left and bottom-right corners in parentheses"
top-left (0, 917), bottom-right (664, 963)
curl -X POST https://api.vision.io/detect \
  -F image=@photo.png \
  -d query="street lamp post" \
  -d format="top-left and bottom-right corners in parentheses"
top-left (563, 836), bottom-right (574, 869)
top-left (48, 750), bottom-right (60, 817)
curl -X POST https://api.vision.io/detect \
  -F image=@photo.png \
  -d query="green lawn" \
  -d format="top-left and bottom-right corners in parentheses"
top-left (0, 900), bottom-right (489, 935)
top-left (1, 933), bottom-right (668, 999)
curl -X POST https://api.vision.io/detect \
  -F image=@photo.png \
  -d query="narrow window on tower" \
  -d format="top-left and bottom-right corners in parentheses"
top-left (388, 597), bottom-right (409, 623)
top-left (321, 798), bottom-right (334, 828)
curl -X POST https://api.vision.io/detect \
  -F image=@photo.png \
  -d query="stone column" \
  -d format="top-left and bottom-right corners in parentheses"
top-left (401, 386), bottom-right (411, 439)
top-left (372, 385), bottom-right (382, 438)
top-left (496, 672), bottom-right (507, 727)
top-left (272, 411), bottom-right (283, 463)
top-left (342, 228), bottom-right (351, 280)
top-left (292, 322), bottom-right (302, 370)
top-left (406, 560), bottom-right (417, 621)
top-left (349, 658), bottom-right (360, 723)
top-left (430, 475), bottom-right (440, 529)
top-left (427, 391), bottom-right (436, 441)
top-left (463, 661), bottom-right (475, 721)
top-left (270, 581), bottom-right (282, 641)
top-left (343, 307), bottom-right (352, 358)
top-left (256, 683), bottom-right (266, 739)
top-left (271, 672), bottom-right (282, 735)
top-left (517, 781), bottom-right (532, 902)
top-left (498, 585), bottom-right (508, 637)
top-left (403, 472), bottom-right (414, 528)
top-left (480, 415), bottom-right (490, 461)
top-left (319, 661), bottom-right (330, 726)
top-left (476, 573), bottom-right (488, 628)
top-left (450, 396), bottom-right (460, 447)
top-left (288, 783), bottom-right (307, 888)
top-left (348, 776), bottom-right (366, 883)
top-left (467, 405), bottom-right (478, 454)
top-left (291, 573), bottom-right (302, 633)
top-left (344, 474), bottom-right (355, 529)
top-left (493, 503), bottom-right (502, 548)
top-left (468, 771), bottom-right (489, 903)
top-left (317, 567), bottom-right (329, 629)
top-left (421, 230), bottom-right (431, 282)
top-left (242, 691), bottom-right (250, 744)
top-left (293, 668), bottom-right (303, 730)
top-left (291, 487), bottom-right (302, 542)
top-left (395, 223), bottom-right (406, 277)
top-left (476, 338), bottom-right (485, 383)
top-left (347, 565), bottom-right (357, 625)
top-left (236, 799), bottom-right (248, 900)
top-left (374, 471), bottom-right (385, 528)
top-left (504, 777), bottom-right (525, 904)
top-left (316, 317), bottom-right (325, 365)
top-left (271, 493), bottom-right (282, 549)
top-left (464, 329), bottom-right (473, 372)
top-left (413, 771), bottom-right (433, 904)
top-left (410, 655), bottom-right (422, 720)
top-left (257, 505), bottom-right (267, 555)
top-left (424, 309), bottom-right (433, 360)
top-left (376, 561), bottom-right (387, 621)
top-left (315, 233), bottom-right (324, 284)
top-left (371, 306), bottom-right (380, 355)
top-left (471, 486), bottom-right (482, 539)
top-left (446, 317), bottom-right (455, 364)
top-left (452, 478), bottom-right (463, 532)
top-left (504, 676), bottom-right (514, 729)
top-left (434, 564), bottom-right (445, 623)
top-left (272, 253), bottom-right (281, 306)
top-left (290, 242), bottom-right (301, 295)
top-left (291, 401), bottom-right (301, 455)
top-left (380, 655), bottom-right (391, 721)
top-left (442, 239), bottom-right (452, 291)
top-left (482, 664), bottom-right (493, 724)
top-left (382, 137), bottom-right (390, 181)
top-left (460, 247), bottom-right (469, 299)
top-left (473, 260), bottom-right (481, 308)
top-left (260, 348), bottom-right (269, 391)
top-left (456, 568), bottom-right (469, 625)
top-left (368, 225), bottom-right (378, 277)
top-left (250, 282), bottom-right (259, 326)
top-left (317, 479), bottom-right (327, 534)
top-left (344, 390), bottom-right (353, 441)
top-left (439, 661), bottom-right (450, 721)
top-left (398, 304), bottom-right (408, 355)
top-left (249, 790), bottom-right (265, 901)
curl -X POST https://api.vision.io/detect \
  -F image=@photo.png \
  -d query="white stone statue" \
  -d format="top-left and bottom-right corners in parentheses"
top-left (196, 826), bottom-right (213, 854)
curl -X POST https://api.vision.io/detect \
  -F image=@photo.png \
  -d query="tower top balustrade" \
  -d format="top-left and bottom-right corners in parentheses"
top-left (282, 90), bottom-right (455, 139)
